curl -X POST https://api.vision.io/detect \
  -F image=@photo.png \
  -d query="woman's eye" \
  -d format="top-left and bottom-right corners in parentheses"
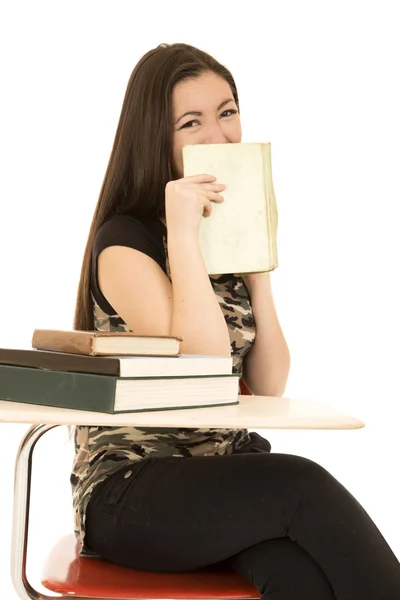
top-left (180, 109), bottom-right (237, 129)
top-left (220, 109), bottom-right (238, 118)
top-left (181, 120), bottom-right (199, 129)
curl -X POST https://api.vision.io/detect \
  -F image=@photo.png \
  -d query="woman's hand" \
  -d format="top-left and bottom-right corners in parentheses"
top-left (165, 174), bottom-right (225, 236)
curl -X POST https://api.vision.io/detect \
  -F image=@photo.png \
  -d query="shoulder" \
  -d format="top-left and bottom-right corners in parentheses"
top-left (94, 214), bottom-right (165, 252)
top-left (93, 214), bottom-right (166, 270)
top-left (91, 214), bottom-right (168, 317)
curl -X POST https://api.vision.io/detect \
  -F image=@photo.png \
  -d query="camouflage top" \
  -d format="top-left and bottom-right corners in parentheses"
top-left (70, 215), bottom-right (256, 556)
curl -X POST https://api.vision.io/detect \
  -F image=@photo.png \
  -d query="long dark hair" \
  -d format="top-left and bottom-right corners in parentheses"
top-left (73, 43), bottom-right (240, 331)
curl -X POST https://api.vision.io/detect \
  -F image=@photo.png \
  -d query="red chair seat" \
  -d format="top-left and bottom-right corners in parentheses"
top-left (41, 382), bottom-right (254, 598)
top-left (239, 379), bottom-right (252, 396)
top-left (41, 534), bottom-right (260, 599)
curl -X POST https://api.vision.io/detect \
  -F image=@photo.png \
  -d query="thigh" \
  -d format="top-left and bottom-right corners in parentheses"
top-left (85, 450), bottom-right (400, 599)
top-left (85, 451), bottom-right (326, 571)
top-left (225, 538), bottom-right (336, 600)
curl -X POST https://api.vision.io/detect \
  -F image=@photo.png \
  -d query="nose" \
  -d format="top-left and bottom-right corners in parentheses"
top-left (203, 123), bottom-right (228, 144)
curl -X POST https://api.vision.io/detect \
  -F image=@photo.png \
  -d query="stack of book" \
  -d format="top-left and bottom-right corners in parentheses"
top-left (0, 329), bottom-right (240, 414)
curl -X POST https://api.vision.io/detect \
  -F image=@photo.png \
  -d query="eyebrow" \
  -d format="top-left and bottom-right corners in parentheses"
top-left (175, 98), bottom-right (236, 125)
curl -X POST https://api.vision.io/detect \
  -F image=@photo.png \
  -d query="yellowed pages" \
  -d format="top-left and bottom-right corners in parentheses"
top-left (183, 142), bottom-right (278, 275)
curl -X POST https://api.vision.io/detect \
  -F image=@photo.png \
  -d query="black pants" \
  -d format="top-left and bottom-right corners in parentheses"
top-left (85, 434), bottom-right (400, 599)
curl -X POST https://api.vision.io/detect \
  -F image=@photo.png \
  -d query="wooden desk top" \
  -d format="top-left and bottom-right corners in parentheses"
top-left (0, 395), bottom-right (365, 430)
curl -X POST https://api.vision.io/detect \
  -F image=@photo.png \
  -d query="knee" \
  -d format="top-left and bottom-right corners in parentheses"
top-left (230, 538), bottom-right (336, 600)
top-left (281, 453), bottom-right (336, 491)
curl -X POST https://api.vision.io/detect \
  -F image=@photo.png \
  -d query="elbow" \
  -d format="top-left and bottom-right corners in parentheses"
top-left (244, 358), bottom-right (290, 397)
top-left (271, 380), bottom-right (288, 397)
top-left (251, 383), bottom-right (287, 397)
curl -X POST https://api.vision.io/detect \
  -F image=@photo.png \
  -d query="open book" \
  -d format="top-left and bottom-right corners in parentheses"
top-left (183, 142), bottom-right (279, 275)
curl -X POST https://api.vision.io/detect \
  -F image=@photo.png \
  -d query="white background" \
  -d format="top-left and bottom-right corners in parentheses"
top-left (1, 1), bottom-right (399, 598)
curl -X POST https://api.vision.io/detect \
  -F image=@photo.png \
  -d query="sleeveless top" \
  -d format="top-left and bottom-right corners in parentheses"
top-left (70, 214), bottom-right (257, 556)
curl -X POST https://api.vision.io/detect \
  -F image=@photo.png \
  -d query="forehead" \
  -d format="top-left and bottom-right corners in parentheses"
top-left (172, 72), bottom-right (233, 112)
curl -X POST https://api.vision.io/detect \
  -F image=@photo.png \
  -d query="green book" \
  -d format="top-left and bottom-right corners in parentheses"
top-left (0, 364), bottom-right (240, 414)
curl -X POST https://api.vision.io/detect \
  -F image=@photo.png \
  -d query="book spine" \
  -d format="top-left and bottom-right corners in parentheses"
top-left (262, 143), bottom-right (279, 269)
top-left (32, 330), bottom-right (94, 355)
top-left (0, 350), bottom-right (121, 376)
top-left (0, 365), bottom-right (116, 413)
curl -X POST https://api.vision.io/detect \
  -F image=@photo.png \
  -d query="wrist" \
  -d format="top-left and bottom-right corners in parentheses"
top-left (167, 225), bottom-right (199, 246)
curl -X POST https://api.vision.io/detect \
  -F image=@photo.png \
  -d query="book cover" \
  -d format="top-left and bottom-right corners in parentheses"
top-left (0, 348), bottom-right (233, 378)
top-left (183, 142), bottom-right (279, 275)
top-left (31, 329), bottom-right (182, 356)
top-left (0, 364), bottom-right (239, 414)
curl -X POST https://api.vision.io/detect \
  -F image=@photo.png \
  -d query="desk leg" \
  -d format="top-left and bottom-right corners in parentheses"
top-left (10, 423), bottom-right (59, 600)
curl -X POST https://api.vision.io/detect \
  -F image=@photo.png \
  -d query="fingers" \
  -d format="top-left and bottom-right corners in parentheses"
top-left (202, 182), bottom-right (225, 192)
top-left (165, 175), bottom-right (225, 226)
top-left (202, 191), bottom-right (224, 218)
top-left (185, 175), bottom-right (226, 191)
top-left (185, 173), bottom-right (217, 183)
top-left (206, 191), bottom-right (225, 203)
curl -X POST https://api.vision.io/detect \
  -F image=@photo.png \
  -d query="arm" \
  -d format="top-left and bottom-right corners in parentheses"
top-left (97, 176), bottom-right (231, 358)
top-left (97, 235), bottom-right (230, 357)
top-left (167, 228), bottom-right (231, 356)
top-left (241, 272), bottom-right (290, 397)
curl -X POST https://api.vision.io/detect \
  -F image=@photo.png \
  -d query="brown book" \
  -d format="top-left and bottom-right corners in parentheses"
top-left (31, 329), bottom-right (182, 357)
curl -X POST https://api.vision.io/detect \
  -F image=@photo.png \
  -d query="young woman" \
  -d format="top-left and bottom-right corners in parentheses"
top-left (72, 43), bottom-right (400, 599)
